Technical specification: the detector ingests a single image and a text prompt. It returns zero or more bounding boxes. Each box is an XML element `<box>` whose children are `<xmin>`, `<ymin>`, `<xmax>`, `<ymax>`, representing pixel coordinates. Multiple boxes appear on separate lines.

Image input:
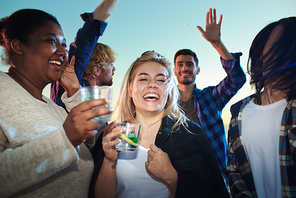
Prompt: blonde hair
<box><xmin>82</xmin><ymin>43</ymin><xmax>116</xmax><ymax>81</ymax></box>
<box><xmin>117</xmin><ymin>51</ymin><xmax>188</xmax><ymax>132</ymax></box>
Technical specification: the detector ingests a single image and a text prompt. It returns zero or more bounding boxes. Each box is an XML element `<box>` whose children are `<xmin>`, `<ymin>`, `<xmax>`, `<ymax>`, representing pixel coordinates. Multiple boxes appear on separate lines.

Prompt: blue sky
<box><xmin>1</xmin><ymin>0</ymin><xmax>295</xmax><ymax>126</ymax></box>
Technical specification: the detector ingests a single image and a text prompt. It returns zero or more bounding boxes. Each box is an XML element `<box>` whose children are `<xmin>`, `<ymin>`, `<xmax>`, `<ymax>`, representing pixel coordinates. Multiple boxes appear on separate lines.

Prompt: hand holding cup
<box><xmin>63</xmin><ymin>98</ymin><xmax>113</xmax><ymax>146</ymax></box>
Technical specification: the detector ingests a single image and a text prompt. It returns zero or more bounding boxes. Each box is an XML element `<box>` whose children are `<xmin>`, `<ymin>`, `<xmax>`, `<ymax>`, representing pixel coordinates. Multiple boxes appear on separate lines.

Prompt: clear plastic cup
<box><xmin>116</xmin><ymin>123</ymin><xmax>141</xmax><ymax>151</ymax></box>
<box><xmin>80</xmin><ymin>86</ymin><xmax>112</xmax><ymax>123</ymax></box>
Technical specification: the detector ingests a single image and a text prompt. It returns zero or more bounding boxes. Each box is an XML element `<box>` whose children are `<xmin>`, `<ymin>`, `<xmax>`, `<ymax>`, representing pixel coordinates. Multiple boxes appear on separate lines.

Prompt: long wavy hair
<box><xmin>117</xmin><ymin>51</ymin><xmax>188</xmax><ymax>132</ymax></box>
<box><xmin>248</xmin><ymin>17</ymin><xmax>296</xmax><ymax>104</ymax></box>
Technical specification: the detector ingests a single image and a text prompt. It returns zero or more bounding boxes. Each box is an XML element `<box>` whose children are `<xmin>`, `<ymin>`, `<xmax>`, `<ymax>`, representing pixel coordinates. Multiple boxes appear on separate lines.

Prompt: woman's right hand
<box><xmin>101</xmin><ymin>121</ymin><xmax>122</xmax><ymax>163</ymax></box>
<box><xmin>63</xmin><ymin>98</ymin><xmax>113</xmax><ymax>146</ymax></box>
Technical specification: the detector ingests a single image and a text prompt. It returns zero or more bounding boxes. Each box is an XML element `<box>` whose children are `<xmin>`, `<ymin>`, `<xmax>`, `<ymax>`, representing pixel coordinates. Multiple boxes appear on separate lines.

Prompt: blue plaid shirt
<box><xmin>226</xmin><ymin>96</ymin><xmax>296</xmax><ymax>198</ymax></box>
<box><xmin>190</xmin><ymin>52</ymin><xmax>246</xmax><ymax>180</ymax></box>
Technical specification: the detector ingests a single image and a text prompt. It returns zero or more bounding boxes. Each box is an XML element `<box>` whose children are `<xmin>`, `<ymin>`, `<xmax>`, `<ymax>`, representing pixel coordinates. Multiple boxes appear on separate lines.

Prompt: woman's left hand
<box><xmin>59</xmin><ymin>55</ymin><xmax>80</xmax><ymax>97</ymax></box>
<box><xmin>146</xmin><ymin>145</ymin><xmax>178</xmax><ymax>189</ymax></box>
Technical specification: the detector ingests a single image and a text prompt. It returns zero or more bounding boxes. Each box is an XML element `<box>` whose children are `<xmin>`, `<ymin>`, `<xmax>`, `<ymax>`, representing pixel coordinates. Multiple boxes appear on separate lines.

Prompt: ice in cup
<box><xmin>116</xmin><ymin>123</ymin><xmax>141</xmax><ymax>151</ymax></box>
<box><xmin>80</xmin><ymin>86</ymin><xmax>112</xmax><ymax>123</ymax></box>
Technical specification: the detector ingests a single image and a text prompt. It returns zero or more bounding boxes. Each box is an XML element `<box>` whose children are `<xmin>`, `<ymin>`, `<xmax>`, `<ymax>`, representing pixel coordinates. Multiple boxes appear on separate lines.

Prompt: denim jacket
<box><xmin>89</xmin><ymin>116</ymin><xmax>230</xmax><ymax>198</ymax></box>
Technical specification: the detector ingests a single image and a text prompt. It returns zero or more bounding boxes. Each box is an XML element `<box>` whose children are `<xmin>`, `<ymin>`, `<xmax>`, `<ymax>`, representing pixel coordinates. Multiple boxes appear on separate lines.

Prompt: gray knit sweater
<box><xmin>0</xmin><ymin>71</ymin><xmax>94</xmax><ymax>198</ymax></box>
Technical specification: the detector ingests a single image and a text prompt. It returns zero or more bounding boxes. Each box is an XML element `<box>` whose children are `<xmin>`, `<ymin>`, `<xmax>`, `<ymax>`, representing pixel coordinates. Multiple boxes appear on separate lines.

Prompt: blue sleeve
<box><xmin>70</xmin><ymin>12</ymin><xmax>108</xmax><ymax>85</ymax></box>
<box><xmin>50</xmin><ymin>13</ymin><xmax>107</xmax><ymax>108</ymax></box>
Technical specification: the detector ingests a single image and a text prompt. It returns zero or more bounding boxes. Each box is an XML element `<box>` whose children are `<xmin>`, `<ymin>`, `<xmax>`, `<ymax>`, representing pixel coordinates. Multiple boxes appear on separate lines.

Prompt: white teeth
<box><xmin>144</xmin><ymin>93</ymin><xmax>159</xmax><ymax>99</ymax></box>
<box><xmin>49</xmin><ymin>60</ymin><xmax>62</xmax><ymax>66</ymax></box>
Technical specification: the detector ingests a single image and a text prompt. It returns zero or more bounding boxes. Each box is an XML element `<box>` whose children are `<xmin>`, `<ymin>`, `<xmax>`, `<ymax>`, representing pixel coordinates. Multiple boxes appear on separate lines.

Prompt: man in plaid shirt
<box><xmin>174</xmin><ymin>8</ymin><xmax>246</xmax><ymax>184</ymax></box>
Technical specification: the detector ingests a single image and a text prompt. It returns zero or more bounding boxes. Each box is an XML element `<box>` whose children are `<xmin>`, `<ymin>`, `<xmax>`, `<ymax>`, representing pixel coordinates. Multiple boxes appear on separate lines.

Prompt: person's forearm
<box><xmin>212</xmin><ymin>41</ymin><xmax>234</xmax><ymax>60</ymax></box>
<box><xmin>164</xmin><ymin>168</ymin><xmax>178</xmax><ymax>197</ymax></box>
<box><xmin>70</xmin><ymin>17</ymin><xmax>106</xmax><ymax>84</ymax></box>
<box><xmin>62</xmin><ymin>88</ymin><xmax>82</xmax><ymax>112</ymax></box>
<box><xmin>93</xmin><ymin>0</ymin><xmax>119</xmax><ymax>22</ymax></box>
<box><xmin>94</xmin><ymin>157</ymin><xmax>117</xmax><ymax>198</ymax></box>
<box><xmin>64</xmin><ymin>86</ymin><xmax>80</xmax><ymax>98</ymax></box>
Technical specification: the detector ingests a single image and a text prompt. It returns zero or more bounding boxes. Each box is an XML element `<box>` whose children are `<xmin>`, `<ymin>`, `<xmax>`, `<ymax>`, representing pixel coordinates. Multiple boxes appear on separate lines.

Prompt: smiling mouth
<box><xmin>143</xmin><ymin>93</ymin><xmax>160</xmax><ymax>100</ymax></box>
<box><xmin>49</xmin><ymin>60</ymin><xmax>62</xmax><ymax>66</ymax></box>
<box><xmin>180</xmin><ymin>72</ymin><xmax>191</xmax><ymax>77</ymax></box>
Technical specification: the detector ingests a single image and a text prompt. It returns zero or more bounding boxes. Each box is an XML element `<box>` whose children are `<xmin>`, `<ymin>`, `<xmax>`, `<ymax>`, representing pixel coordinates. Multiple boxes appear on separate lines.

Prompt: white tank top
<box><xmin>116</xmin><ymin>145</ymin><xmax>172</xmax><ymax>198</ymax></box>
<box><xmin>242</xmin><ymin>98</ymin><xmax>287</xmax><ymax>198</ymax></box>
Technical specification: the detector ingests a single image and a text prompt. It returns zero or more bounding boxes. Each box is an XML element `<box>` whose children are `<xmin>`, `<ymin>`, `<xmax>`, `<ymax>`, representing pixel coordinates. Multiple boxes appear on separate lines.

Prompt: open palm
<box><xmin>197</xmin><ymin>8</ymin><xmax>222</xmax><ymax>45</ymax></box>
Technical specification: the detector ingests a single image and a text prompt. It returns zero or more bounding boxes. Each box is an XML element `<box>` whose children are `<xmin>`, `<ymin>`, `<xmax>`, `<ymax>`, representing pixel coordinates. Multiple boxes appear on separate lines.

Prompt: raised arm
<box><xmin>50</xmin><ymin>0</ymin><xmax>119</xmax><ymax>108</ymax></box>
<box><xmin>93</xmin><ymin>0</ymin><xmax>119</xmax><ymax>22</ymax></box>
<box><xmin>197</xmin><ymin>8</ymin><xmax>234</xmax><ymax>60</ymax></box>
<box><xmin>71</xmin><ymin>0</ymin><xmax>119</xmax><ymax>85</ymax></box>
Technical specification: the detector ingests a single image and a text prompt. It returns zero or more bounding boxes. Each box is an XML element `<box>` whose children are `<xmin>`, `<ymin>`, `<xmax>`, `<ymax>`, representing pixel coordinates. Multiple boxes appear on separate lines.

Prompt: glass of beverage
<box><xmin>80</xmin><ymin>86</ymin><xmax>112</xmax><ymax>123</ymax></box>
<box><xmin>116</xmin><ymin>123</ymin><xmax>141</xmax><ymax>151</ymax></box>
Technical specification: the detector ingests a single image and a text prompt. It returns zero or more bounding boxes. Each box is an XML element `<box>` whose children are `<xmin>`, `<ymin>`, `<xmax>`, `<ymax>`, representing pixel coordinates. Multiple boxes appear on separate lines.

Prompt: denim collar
<box><xmin>155</xmin><ymin>116</ymin><xmax>175</xmax><ymax>147</ymax></box>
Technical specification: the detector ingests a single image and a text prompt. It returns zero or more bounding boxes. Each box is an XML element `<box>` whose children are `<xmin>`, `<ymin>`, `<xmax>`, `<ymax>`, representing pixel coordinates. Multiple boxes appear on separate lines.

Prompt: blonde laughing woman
<box><xmin>89</xmin><ymin>51</ymin><xmax>230</xmax><ymax>198</ymax></box>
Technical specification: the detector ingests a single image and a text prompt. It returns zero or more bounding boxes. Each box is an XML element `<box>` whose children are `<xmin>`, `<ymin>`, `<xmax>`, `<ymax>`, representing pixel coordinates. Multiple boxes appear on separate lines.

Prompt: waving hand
<box><xmin>197</xmin><ymin>8</ymin><xmax>222</xmax><ymax>46</ymax></box>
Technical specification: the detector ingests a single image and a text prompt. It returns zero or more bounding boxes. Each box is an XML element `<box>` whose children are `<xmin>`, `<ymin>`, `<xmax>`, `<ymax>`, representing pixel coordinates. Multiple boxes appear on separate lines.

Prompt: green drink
<box><xmin>116</xmin><ymin>123</ymin><xmax>141</xmax><ymax>151</ymax></box>
<box><xmin>80</xmin><ymin>86</ymin><xmax>112</xmax><ymax>123</ymax></box>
